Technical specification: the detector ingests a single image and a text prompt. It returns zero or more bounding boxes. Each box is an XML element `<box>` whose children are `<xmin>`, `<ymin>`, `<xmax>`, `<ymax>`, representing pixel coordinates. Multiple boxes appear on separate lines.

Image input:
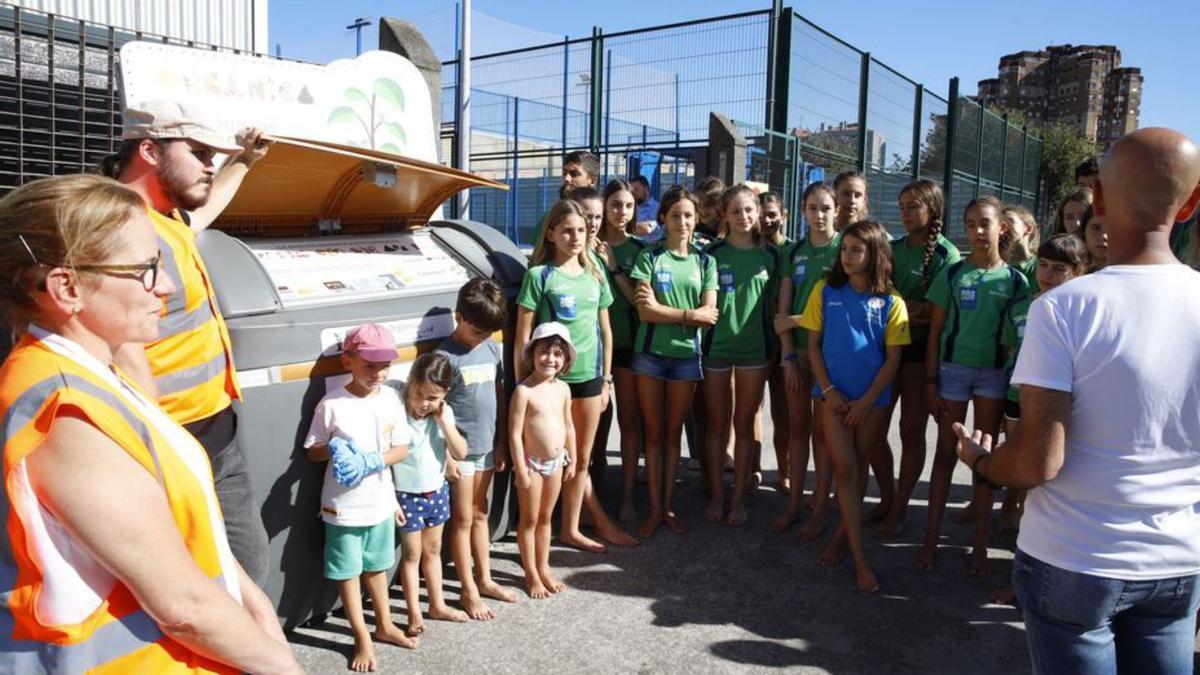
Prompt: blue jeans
<box><xmin>1012</xmin><ymin>548</ymin><xmax>1200</xmax><ymax>674</ymax></box>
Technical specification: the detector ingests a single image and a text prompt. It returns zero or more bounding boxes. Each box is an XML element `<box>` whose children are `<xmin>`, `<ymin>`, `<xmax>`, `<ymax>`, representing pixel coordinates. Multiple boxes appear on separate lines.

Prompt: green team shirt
<box><xmin>629</xmin><ymin>246</ymin><xmax>718</xmax><ymax>359</ymax></box>
<box><xmin>703</xmin><ymin>240</ymin><xmax>779</xmax><ymax>362</ymax></box>
<box><xmin>603</xmin><ymin>237</ymin><xmax>647</xmax><ymax>352</ymax></box>
<box><xmin>891</xmin><ymin>233</ymin><xmax>961</xmax><ymax>348</ymax></box>
<box><xmin>1015</xmin><ymin>256</ymin><xmax>1039</xmax><ymax>293</ymax></box>
<box><xmin>926</xmin><ymin>260</ymin><xmax>1030</xmax><ymax>369</ymax></box>
<box><xmin>517</xmin><ymin>263</ymin><xmax>613</xmax><ymax>383</ymax></box>
<box><xmin>781</xmin><ymin>233</ymin><xmax>841</xmax><ymax>349</ymax></box>
<box><xmin>1001</xmin><ymin>294</ymin><xmax>1033</xmax><ymax>403</ymax></box>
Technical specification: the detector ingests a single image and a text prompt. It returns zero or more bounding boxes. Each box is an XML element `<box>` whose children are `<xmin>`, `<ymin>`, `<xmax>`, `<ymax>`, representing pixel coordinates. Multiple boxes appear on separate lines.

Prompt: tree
<box><xmin>987</xmin><ymin>105</ymin><xmax>1097</xmax><ymax>208</ymax></box>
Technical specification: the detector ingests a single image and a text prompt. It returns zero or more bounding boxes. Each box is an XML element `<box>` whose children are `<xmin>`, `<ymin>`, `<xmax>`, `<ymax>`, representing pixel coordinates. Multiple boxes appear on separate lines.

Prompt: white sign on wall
<box><xmin>118</xmin><ymin>43</ymin><xmax>438</xmax><ymax>164</ymax></box>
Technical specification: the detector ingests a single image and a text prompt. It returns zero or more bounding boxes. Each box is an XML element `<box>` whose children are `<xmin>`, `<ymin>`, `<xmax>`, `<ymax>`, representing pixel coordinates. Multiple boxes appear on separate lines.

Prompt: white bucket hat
<box><xmin>523</xmin><ymin>321</ymin><xmax>576</xmax><ymax>374</ymax></box>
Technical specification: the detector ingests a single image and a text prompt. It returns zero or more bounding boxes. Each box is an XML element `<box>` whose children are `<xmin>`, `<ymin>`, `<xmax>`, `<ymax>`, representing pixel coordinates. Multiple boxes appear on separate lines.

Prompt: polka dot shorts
<box><xmin>397</xmin><ymin>481</ymin><xmax>451</xmax><ymax>533</ymax></box>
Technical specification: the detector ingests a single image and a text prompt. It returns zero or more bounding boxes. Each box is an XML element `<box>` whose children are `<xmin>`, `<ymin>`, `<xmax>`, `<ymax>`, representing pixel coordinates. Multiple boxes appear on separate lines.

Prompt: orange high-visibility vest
<box><xmin>146</xmin><ymin>209</ymin><xmax>241</xmax><ymax>425</ymax></box>
<box><xmin>0</xmin><ymin>328</ymin><xmax>241</xmax><ymax>673</ymax></box>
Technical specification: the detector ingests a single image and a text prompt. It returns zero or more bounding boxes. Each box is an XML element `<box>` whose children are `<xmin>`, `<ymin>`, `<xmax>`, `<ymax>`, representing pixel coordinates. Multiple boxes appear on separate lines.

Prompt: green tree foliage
<box><xmin>987</xmin><ymin>105</ymin><xmax>1097</xmax><ymax>206</ymax></box>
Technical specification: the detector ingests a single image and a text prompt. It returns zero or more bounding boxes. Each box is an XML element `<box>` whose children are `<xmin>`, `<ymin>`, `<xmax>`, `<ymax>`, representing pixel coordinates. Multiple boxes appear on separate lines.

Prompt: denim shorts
<box><xmin>631</xmin><ymin>352</ymin><xmax>703</xmax><ymax>382</ymax></box>
<box><xmin>937</xmin><ymin>361</ymin><xmax>1007</xmax><ymax>401</ymax></box>
<box><xmin>457</xmin><ymin>452</ymin><xmax>496</xmax><ymax>477</ymax></box>
<box><xmin>703</xmin><ymin>358</ymin><xmax>768</xmax><ymax>372</ymax></box>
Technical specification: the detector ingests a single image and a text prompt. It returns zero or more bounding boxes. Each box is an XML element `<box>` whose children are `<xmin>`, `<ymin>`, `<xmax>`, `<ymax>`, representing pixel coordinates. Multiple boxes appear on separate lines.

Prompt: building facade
<box><xmin>977</xmin><ymin>44</ymin><xmax>1141</xmax><ymax>146</ymax></box>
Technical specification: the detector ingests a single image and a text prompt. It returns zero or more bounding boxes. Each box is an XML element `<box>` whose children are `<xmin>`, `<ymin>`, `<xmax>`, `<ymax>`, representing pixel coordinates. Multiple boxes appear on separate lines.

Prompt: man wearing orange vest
<box><xmin>108</xmin><ymin>100</ymin><xmax>272</xmax><ymax>587</ymax></box>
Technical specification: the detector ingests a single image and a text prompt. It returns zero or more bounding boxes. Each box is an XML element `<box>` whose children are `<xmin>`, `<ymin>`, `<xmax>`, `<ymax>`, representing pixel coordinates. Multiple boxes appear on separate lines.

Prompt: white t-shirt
<box><xmin>1012</xmin><ymin>264</ymin><xmax>1200</xmax><ymax>579</ymax></box>
<box><xmin>304</xmin><ymin>385</ymin><xmax>410</xmax><ymax>526</ymax></box>
<box><xmin>392</xmin><ymin>404</ymin><xmax>456</xmax><ymax>494</ymax></box>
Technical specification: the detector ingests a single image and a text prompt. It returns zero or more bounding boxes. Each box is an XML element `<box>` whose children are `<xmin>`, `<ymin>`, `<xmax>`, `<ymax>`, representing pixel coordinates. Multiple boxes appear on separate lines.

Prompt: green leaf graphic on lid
<box><xmin>373</xmin><ymin>78</ymin><xmax>405</xmax><ymax>111</ymax></box>
<box><xmin>379</xmin><ymin>143</ymin><xmax>402</xmax><ymax>155</ymax></box>
<box><xmin>327</xmin><ymin>106</ymin><xmax>359</xmax><ymax>124</ymax></box>
<box><xmin>382</xmin><ymin>122</ymin><xmax>407</xmax><ymax>147</ymax></box>
<box><xmin>344</xmin><ymin>87</ymin><xmax>368</xmax><ymax>103</ymax></box>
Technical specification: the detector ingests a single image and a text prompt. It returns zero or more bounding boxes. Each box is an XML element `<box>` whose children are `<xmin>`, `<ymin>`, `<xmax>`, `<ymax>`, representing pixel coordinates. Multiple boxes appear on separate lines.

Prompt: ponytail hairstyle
<box><xmin>92</xmin><ymin>139</ymin><xmax>143</xmax><ymax>179</ymax></box>
<box><xmin>802</xmin><ymin>181</ymin><xmax>835</xmax><ymax>206</ymax></box>
<box><xmin>826</xmin><ymin>220</ymin><xmax>893</xmax><ymax>295</ymax></box>
<box><xmin>1052</xmin><ymin>186</ymin><xmax>1093</xmax><ymax>236</ymax></box>
<box><xmin>601</xmin><ymin>178</ymin><xmax>635</xmax><ymax>238</ymax></box>
<box><xmin>899</xmin><ymin>179</ymin><xmax>945</xmax><ymax>285</ymax></box>
<box><xmin>404</xmin><ymin>352</ymin><xmax>455</xmax><ymax>418</ymax></box>
<box><xmin>719</xmin><ymin>183</ymin><xmax>764</xmax><ymax>245</ymax></box>
<box><xmin>532</xmin><ymin>199</ymin><xmax>604</xmax><ymax>283</ymax></box>
<box><xmin>656</xmin><ymin>185</ymin><xmax>701</xmax><ymax>242</ymax></box>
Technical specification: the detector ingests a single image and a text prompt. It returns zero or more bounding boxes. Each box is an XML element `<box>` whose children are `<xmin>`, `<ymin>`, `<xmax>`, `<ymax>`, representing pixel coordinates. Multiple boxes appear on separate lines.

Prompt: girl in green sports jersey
<box><xmin>873</xmin><ymin>180</ymin><xmax>961</xmax><ymax>539</ymax></box>
<box><xmin>832</xmin><ymin>170</ymin><xmax>869</xmax><ymax>233</ymax></box>
<box><xmin>629</xmin><ymin>187</ymin><xmax>718</xmax><ymax>538</ymax></box>
<box><xmin>771</xmin><ymin>183</ymin><xmax>840</xmax><ymax>540</ymax></box>
<box><xmin>758</xmin><ymin>191</ymin><xmax>792</xmax><ymax>495</ymax></box>
<box><xmin>592</xmin><ymin>179</ymin><xmax>647</xmax><ymax>523</ymax></box>
<box><xmin>1000</xmin><ymin>204</ymin><xmax>1041</xmax><ymax>291</ymax></box>
<box><xmin>515</xmin><ymin>200</ymin><xmax>637</xmax><ymax>553</ymax></box>
<box><xmin>920</xmin><ymin>196</ymin><xmax>1030</xmax><ymax>575</ymax></box>
<box><xmin>702</xmin><ymin>184</ymin><xmax>778</xmax><ymax>527</ymax></box>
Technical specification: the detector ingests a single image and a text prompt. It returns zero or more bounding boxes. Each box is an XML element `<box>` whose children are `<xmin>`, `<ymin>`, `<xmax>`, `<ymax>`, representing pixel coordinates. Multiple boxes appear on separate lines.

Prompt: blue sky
<box><xmin>269</xmin><ymin>0</ymin><xmax>1200</xmax><ymax>143</ymax></box>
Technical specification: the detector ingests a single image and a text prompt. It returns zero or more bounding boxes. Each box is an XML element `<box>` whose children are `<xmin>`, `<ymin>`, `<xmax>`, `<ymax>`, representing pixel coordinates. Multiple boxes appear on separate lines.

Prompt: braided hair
<box><xmin>899</xmin><ymin>179</ymin><xmax>945</xmax><ymax>289</ymax></box>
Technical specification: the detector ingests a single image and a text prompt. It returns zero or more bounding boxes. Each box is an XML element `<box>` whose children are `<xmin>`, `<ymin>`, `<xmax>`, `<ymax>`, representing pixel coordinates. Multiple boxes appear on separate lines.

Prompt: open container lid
<box><xmin>213</xmin><ymin>135</ymin><xmax>507</xmax><ymax>237</ymax></box>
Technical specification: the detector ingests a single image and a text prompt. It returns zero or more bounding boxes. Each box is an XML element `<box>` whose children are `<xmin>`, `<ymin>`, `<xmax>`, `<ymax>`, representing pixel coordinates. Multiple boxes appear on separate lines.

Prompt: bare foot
<box><xmin>863</xmin><ymin>501</ymin><xmax>890</xmax><ymax>524</ymax></box>
<box><xmin>969</xmin><ymin>545</ymin><xmax>990</xmax><ymax>577</ymax></box>
<box><xmin>560</xmin><ymin>530</ymin><xmax>607</xmax><ymax>553</ymax></box>
<box><xmin>477</xmin><ymin>578</ymin><xmax>517</xmax><ymax>603</ymax></box>
<box><xmin>375</xmin><ymin>622</ymin><xmax>419</xmax><ymax>650</ymax></box>
<box><xmin>664</xmin><ymin>511</ymin><xmax>688</xmax><ymax>534</ymax></box>
<box><xmin>459</xmin><ymin>593</ymin><xmax>495</xmax><ymax>621</ymax></box>
<box><xmin>915</xmin><ymin>543</ymin><xmax>937</xmax><ymax>570</ymax></box>
<box><xmin>770</xmin><ymin>507</ymin><xmax>798</xmax><ymax>533</ymax></box>
<box><xmin>816</xmin><ymin>535</ymin><xmax>847</xmax><ymax>567</ymax></box>
<box><xmin>638</xmin><ymin>512</ymin><xmax>662</xmax><ymax>539</ymax></box>
<box><xmin>750</xmin><ymin>471</ymin><xmax>763</xmax><ymax>489</ymax></box>
<box><xmin>428</xmin><ymin>604</ymin><xmax>469</xmax><ymax>624</ymax></box>
<box><xmin>989</xmin><ymin>585</ymin><xmax>1018</xmax><ymax>606</ymax></box>
<box><xmin>619</xmin><ymin>500</ymin><xmax>637</xmax><ymax>523</ymax></box>
<box><xmin>854</xmin><ymin>563</ymin><xmax>880</xmax><ymax>593</ymax></box>
<box><xmin>996</xmin><ymin>508</ymin><xmax>1021</xmax><ymax>534</ymax></box>
<box><xmin>726</xmin><ymin>504</ymin><xmax>747</xmax><ymax>527</ymax></box>
<box><xmin>349</xmin><ymin>635</ymin><xmax>378</xmax><ymax>672</ymax></box>
<box><xmin>875</xmin><ymin>511</ymin><xmax>905</xmax><ymax>538</ymax></box>
<box><xmin>405</xmin><ymin>616</ymin><xmax>425</xmax><ymax>638</ymax></box>
<box><xmin>704</xmin><ymin>500</ymin><xmax>724</xmax><ymax>523</ymax></box>
<box><xmin>525</xmin><ymin>575</ymin><xmax>552</xmax><ymax>600</ymax></box>
<box><xmin>595</xmin><ymin>521</ymin><xmax>639</xmax><ymax>548</ymax></box>
<box><xmin>952</xmin><ymin>501</ymin><xmax>977</xmax><ymax>524</ymax></box>
<box><xmin>538</xmin><ymin>568</ymin><xmax>566</xmax><ymax>594</ymax></box>
<box><xmin>778</xmin><ymin>478</ymin><xmax>791</xmax><ymax>495</ymax></box>
<box><xmin>802</xmin><ymin>495</ymin><xmax>816</xmax><ymax>511</ymax></box>
<box><xmin>798</xmin><ymin>507</ymin><xmax>829</xmax><ymax>540</ymax></box>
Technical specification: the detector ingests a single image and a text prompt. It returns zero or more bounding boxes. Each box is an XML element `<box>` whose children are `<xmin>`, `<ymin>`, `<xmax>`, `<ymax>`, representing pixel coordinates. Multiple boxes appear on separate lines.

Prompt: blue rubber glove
<box><xmin>332</xmin><ymin>441</ymin><xmax>385</xmax><ymax>488</ymax></box>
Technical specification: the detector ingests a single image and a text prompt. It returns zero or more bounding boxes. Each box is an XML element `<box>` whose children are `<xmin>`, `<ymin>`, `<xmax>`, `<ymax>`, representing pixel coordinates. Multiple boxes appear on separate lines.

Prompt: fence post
<box><xmin>589</xmin><ymin>27</ymin><xmax>603</xmax><ymax>153</ymax></box>
<box><xmin>999</xmin><ymin>113</ymin><xmax>1009</xmax><ymax>197</ymax></box>
<box><xmin>561</xmin><ymin>35</ymin><xmax>569</xmax><ymax>151</ymax></box>
<box><xmin>764</xmin><ymin>0</ymin><xmax>783</xmax><ymax>130</ymax></box>
<box><xmin>1020</xmin><ymin>124</ymin><xmax>1029</xmax><ymax>203</ymax></box>
<box><xmin>942</xmin><ymin>77</ymin><xmax>960</xmax><ymax>206</ymax></box>
<box><xmin>857</xmin><ymin>52</ymin><xmax>870</xmax><ymax>173</ymax></box>
<box><xmin>975</xmin><ymin>103</ymin><xmax>985</xmax><ymax>198</ymax></box>
<box><xmin>910</xmin><ymin>84</ymin><xmax>923</xmax><ymax>179</ymax></box>
<box><xmin>511</xmin><ymin>97</ymin><xmax>520</xmax><ymax>241</ymax></box>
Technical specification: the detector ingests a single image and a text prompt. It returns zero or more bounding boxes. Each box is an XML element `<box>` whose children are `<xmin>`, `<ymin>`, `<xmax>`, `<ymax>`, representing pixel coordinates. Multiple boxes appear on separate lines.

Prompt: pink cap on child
<box><xmin>342</xmin><ymin>323</ymin><xmax>398</xmax><ymax>362</ymax></box>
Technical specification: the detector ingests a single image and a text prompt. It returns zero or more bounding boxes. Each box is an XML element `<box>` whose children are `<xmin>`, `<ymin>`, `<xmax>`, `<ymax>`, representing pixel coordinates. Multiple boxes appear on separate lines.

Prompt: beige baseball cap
<box><xmin>120</xmin><ymin>100</ymin><xmax>242</xmax><ymax>153</ymax></box>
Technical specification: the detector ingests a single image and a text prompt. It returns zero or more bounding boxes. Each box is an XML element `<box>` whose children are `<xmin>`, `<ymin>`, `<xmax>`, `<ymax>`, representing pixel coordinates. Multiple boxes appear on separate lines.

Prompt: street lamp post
<box><xmin>346</xmin><ymin>17</ymin><xmax>371</xmax><ymax>57</ymax></box>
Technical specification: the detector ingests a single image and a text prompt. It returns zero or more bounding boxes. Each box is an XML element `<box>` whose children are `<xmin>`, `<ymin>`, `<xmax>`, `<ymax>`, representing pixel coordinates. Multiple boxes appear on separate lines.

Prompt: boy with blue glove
<box><xmin>305</xmin><ymin>323</ymin><xmax>418</xmax><ymax>669</ymax></box>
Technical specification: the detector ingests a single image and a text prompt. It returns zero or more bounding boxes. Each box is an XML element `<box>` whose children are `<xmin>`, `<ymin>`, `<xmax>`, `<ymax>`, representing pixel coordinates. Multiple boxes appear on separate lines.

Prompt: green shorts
<box><xmin>324</xmin><ymin>518</ymin><xmax>396</xmax><ymax>580</ymax></box>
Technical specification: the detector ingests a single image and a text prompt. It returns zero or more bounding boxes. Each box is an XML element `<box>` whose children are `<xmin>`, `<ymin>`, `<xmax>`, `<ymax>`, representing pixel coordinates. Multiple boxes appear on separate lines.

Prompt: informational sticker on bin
<box><xmin>245</xmin><ymin>231</ymin><xmax>472</xmax><ymax>309</ymax></box>
<box><xmin>320</xmin><ymin>314</ymin><xmax>456</xmax><ymax>358</ymax></box>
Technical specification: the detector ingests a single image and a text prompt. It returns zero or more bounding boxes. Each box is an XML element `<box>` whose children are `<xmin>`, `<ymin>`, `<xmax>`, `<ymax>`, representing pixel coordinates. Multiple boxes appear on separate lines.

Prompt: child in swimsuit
<box><xmin>508</xmin><ymin>321</ymin><xmax>577</xmax><ymax>599</ymax></box>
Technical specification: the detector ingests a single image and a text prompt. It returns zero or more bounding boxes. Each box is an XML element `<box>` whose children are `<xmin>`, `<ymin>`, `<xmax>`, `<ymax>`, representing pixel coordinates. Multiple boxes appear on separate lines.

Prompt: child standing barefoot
<box><xmin>509</xmin><ymin>322</ymin><xmax>578</xmax><ymax>598</ymax></box>
<box><xmin>304</xmin><ymin>323</ymin><xmax>418</xmax><ymax>671</ymax></box>
<box><xmin>801</xmin><ymin>221</ymin><xmax>909</xmax><ymax>593</ymax></box>
<box><xmin>392</xmin><ymin>354</ymin><xmax>471</xmax><ymax>636</ymax></box>
<box><xmin>438</xmin><ymin>279</ymin><xmax>517</xmax><ymax>621</ymax></box>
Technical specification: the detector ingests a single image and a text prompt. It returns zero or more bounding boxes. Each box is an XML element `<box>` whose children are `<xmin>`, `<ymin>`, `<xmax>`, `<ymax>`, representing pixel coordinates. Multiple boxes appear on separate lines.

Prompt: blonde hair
<box><xmin>1052</xmin><ymin>187</ymin><xmax>1093</xmax><ymax>236</ymax></box>
<box><xmin>532</xmin><ymin>199</ymin><xmax>603</xmax><ymax>283</ymax></box>
<box><xmin>0</xmin><ymin>174</ymin><xmax>145</xmax><ymax>333</ymax></box>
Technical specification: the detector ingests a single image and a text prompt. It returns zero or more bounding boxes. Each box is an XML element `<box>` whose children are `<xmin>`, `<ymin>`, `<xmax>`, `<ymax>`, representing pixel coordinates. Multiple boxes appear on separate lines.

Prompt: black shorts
<box><xmin>901</xmin><ymin>341</ymin><xmax>925</xmax><ymax>364</ymax></box>
<box><xmin>613</xmin><ymin>348</ymin><xmax>634</xmax><ymax>370</ymax></box>
<box><xmin>1004</xmin><ymin>398</ymin><xmax>1021</xmax><ymax>421</ymax></box>
<box><xmin>567</xmin><ymin>376</ymin><xmax>605</xmax><ymax>399</ymax></box>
